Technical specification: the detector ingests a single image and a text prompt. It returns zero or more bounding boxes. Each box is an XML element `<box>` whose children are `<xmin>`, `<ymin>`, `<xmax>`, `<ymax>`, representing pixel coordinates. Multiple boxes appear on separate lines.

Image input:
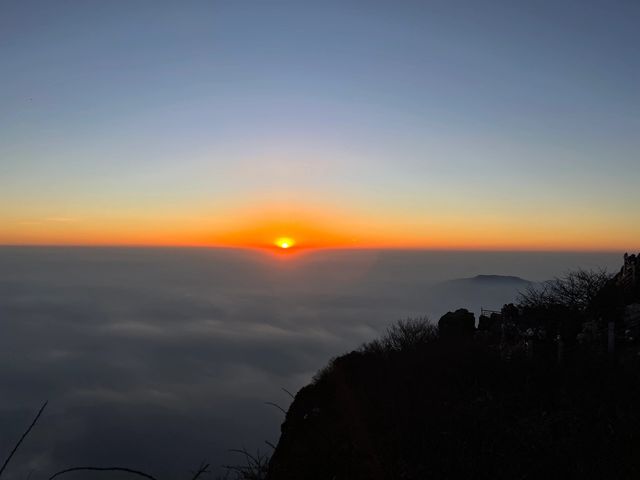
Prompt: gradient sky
<box><xmin>1</xmin><ymin>0</ymin><xmax>639</xmax><ymax>250</ymax></box>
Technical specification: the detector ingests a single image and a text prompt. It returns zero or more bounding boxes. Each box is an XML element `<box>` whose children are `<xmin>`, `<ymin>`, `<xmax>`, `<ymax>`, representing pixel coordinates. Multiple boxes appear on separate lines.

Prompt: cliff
<box><xmin>267</xmin><ymin>255</ymin><xmax>640</xmax><ymax>480</ymax></box>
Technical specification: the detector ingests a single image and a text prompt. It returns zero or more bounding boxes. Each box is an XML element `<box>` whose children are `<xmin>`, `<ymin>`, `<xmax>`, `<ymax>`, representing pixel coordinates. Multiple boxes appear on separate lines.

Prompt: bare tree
<box><xmin>361</xmin><ymin>317</ymin><xmax>436</xmax><ymax>354</ymax></box>
<box><xmin>518</xmin><ymin>268</ymin><xmax>611</xmax><ymax>311</ymax></box>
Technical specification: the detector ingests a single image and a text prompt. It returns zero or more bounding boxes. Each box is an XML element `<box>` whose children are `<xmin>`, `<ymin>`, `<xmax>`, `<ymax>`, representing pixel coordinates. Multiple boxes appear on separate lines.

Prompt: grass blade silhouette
<box><xmin>0</xmin><ymin>401</ymin><xmax>48</xmax><ymax>478</ymax></box>
<box><xmin>48</xmin><ymin>467</ymin><xmax>158</xmax><ymax>480</ymax></box>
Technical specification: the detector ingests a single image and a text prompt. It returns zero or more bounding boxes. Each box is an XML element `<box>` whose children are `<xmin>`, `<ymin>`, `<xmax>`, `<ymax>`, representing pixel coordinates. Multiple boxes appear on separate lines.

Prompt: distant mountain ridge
<box><xmin>444</xmin><ymin>274</ymin><xmax>532</xmax><ymax>285</ymax></box>
<box><xmin>425</xmin><ymin>275</ymin><xmax>534</xmax><ymax>319</ymax></box>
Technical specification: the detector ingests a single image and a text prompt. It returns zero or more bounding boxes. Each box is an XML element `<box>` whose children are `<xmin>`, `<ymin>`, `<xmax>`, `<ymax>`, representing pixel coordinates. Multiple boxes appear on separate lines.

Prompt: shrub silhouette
<box><xmin>362</xmin><ymin>317</ymin><xmax>436</xmax><ymax>354</ymax></box>
<box><xmin>518</xmin><ymin>268</ymin><xmax>611</xmax><ymax>311</ymax></box>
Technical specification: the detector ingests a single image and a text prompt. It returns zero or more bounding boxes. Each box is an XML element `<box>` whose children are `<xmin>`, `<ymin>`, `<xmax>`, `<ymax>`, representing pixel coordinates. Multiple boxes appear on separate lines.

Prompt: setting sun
<box><xmin>275</xmin><ymin>237</ymin><xmax>295</xmax><ymax>249</ymax></box>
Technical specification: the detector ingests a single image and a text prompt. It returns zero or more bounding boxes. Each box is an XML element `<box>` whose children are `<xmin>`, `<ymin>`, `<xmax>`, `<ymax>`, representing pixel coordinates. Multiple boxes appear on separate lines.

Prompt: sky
<box><xmin>1</xmin><ymin>0</ymin><xmax>639</xmax><ymax>250</ymax></box>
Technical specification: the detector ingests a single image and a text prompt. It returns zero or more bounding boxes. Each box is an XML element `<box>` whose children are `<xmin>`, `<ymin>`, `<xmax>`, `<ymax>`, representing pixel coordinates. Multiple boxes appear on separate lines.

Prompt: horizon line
<box><xmin>0</xmin><ymin>243</ymin><xmax>634</xmax><ymax>255</ymax></box>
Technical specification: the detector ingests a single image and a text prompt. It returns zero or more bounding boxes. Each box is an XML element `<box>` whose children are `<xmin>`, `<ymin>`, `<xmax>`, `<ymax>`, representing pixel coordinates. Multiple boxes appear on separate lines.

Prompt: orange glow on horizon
<box><xmin>1</xmin><ymin>201</ymin><xmax>639</xmax><ymax>252</ymax></box>
<box><xmin>209</xmin><ymin>203</ymin><xmax>361</xmax><ymax>251</ymax></box>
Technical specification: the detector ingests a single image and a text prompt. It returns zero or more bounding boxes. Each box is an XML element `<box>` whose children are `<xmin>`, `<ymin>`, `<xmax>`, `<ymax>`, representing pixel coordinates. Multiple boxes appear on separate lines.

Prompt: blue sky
<box><xmin>1</xmin><ymin>0</ymin><xmax>639</xmax><ymax>248</ymax></box>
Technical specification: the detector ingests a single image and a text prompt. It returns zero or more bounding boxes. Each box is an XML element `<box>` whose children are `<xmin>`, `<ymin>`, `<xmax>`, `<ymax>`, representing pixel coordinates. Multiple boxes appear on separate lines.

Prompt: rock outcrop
<box><xmin>616</xmin><ymin>253</ymin><xmax>640</xmax><ymax>302</ymax></box>
<box><xmin>437</xmin><ymin>308</ymin><xmax>475</xmax><ymax>340</ymax></box>
<box><xmin>266</xmin><ymin>255</ymin><xmax>640</xmax><ymax>480</ymax></box>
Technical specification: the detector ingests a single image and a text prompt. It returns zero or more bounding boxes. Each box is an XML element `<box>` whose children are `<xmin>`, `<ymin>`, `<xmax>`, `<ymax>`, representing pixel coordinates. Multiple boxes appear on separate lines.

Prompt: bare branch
<box><xmin>518</xmin><ymin>269</ymin><xmax>611</xmax><ymax>311</ymax></box>
<box><xmin>263</xmin><ymin>402</ymin><xmax>287</xmax><ymax>415</ymax></box>
<box><xmin>0</xmin><ymin>401</ymin><xmax>48</xmax><ymax>478</ymax></box>
<box><xmin>190</xmin><ymin>462</ymin><xmax>210</xmax><ymax>480</ymax></box>
<box><xmin>229</xmin><ymin>449</ymin><xmax>258</xmax><ymax>467</ymax></box>
<box><xmin>281</xmin><ymin>388</ymin><xmax>295</xmax><ymax>400</ymax></box>
<box><xmin>48</xmin><ymin>467</ymin><xmax>159</xmax><ymax>480</ymax></box>
<box><xmin>223</xmin><ymin>448</ymin><xmax>269</xmax><ymax>480</ymax></box>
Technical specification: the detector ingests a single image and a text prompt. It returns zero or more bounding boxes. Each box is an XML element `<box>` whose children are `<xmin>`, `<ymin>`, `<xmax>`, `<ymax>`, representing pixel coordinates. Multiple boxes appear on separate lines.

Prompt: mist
<box><xmin>0</xmin><ymin>247</ymin><xmax>622</xmax><ymax>478</ymax></box>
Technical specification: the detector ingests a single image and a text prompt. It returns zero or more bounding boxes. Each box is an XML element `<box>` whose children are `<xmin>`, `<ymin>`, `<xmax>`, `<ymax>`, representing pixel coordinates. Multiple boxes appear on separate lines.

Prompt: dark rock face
<box><xmin>617</xmin><ymin>253</ymin><xmax>640</xmax><ymax>302</ymax></box>
<box><xmin>592</xmin><ymin>253</ymin><xmax>640</xmax><ymax>326</ymax></box>
<box><xmin>267</xmin><ymin>255</ymin><xmax>640</xmax><ymax>480</ymax></box>
<box><xmin>268</xmin><ymin>352</ymin><xmax>389</xmax><ymax>480</ymax></box>
<box><xmin>267</xmin><ymin>341</ymin><xmax>640</xmax><ymax>480</ymax></box>
<box><xmin>477</xmin><ymin>312</ymin><xmax>501</xmax><ymax>334</ymax></box>
<box><xmin>624</xmin><ymin>303</ymin><xmax>640</xmax><ymax>335</ymax></box>
<box><xmin>437</xmin><ymin>308</ymin><xmax>475</xmax><ymax>340</ymax></box>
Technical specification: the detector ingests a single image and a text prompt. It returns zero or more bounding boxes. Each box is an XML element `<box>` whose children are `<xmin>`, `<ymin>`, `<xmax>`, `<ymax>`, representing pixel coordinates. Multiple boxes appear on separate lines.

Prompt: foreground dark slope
<box><xmin>267</xmin><ymin>254</ymin><xmax>640</xmax><ymax>480</ymax></box>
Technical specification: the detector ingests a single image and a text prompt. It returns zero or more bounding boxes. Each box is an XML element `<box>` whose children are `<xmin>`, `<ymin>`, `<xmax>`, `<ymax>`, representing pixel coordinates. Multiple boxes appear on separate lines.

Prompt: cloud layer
<box><xmin>0</xmin><ymin>247</ymin><xmax>621</xmax><ymax>478</ymax></box>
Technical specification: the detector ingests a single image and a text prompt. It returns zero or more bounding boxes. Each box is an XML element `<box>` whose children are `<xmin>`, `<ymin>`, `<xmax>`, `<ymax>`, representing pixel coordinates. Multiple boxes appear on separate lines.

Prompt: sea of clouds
<box><xmin>0</xmin><ymin>247</ymin><xmax>622</xmax><ymax>478</ymax></box>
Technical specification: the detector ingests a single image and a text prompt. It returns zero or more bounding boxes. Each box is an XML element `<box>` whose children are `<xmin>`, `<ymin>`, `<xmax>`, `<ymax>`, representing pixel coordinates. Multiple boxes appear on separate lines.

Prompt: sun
<box><xmin>275</xmin><ymin>237</ymin><xmax>296</xmax><ymax>249</ymax></box>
